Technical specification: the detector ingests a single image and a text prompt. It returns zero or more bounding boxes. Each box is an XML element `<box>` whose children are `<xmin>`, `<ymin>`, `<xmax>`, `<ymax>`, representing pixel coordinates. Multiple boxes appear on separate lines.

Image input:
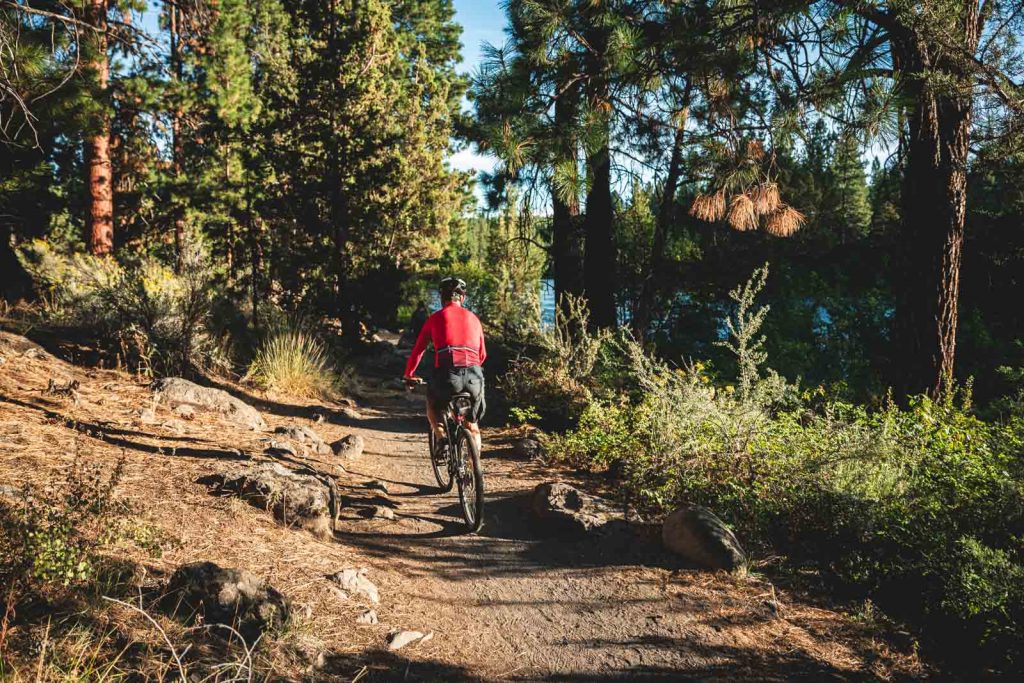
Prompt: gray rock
<box><xmin>327</xmin><ymin>568</ymin><xmax>380</xmax><ymax>604</ymax></box>
<box><xmin>152</xmin><ymin>377</ymin><xmax>266</xmax><ymax>430</ymax></box>
<box><xmin>512</xmin><ymin>437</ymin><xmax>543</xmax><ymax>460</ymax></box>
<box><xmin>138</xmin><ymin>408</ymin><xmax>158</xmax><ymax>424</ymax></box>
<box><xmin>370</xmin><ymin>505</ymin><xmax>395</xmax><ymax>521</ymax></box>
<box><xmin>206</xmin><ymin>462</ymin><xmax>335</xmax><ymax>538</ymax></box>
<box><xmin>173</xmin><ymin>404</ymin><xmax>196</xmax><ymax>420</ymax></box>
<box><xmin>364</xmin><ymin>480</ymin><xmax>388</xmax><ymax>495</ymax></box>
<box><xmin>265</xmin><ymin>440</ymin><xmax>297</xmax><ymax>457</ymax></box>
<box><xmin>387</xmin><ymin>630</ymin><xmax>432</xmax><ymax>651</ymax></box>
<box><xmin>275</xmin><ymin>425</ymin><xmax>331</xmax><ymax>456</ymax></box>
<box><xmin>661</xmin><ymin>505</ymin><xmax>746</xmax><ymax>571</ymax></box>
<box><xmin>530</xmin><ymin>482</ymin><xmax>619</xmax><ymax>537</ymax></box>
<box><xmin>162</xmin><ymin>561</ymin><xmax>289</xmax><ymax>641</ymax></box>
<box><xmin>356</xmin><ymin>609</ymin><xmax>378</xmax><ymax>625</ymax></box>
<box><xmin>331</xmin><ymin>434</ymin><xmax>365</xmax><ymax>460</ymax></box>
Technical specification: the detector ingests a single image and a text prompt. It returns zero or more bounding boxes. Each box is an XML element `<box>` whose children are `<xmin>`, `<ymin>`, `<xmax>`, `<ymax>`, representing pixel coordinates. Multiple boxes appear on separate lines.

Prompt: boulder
<box><xmin>275</xmin><ymin>425</ymin><xmax>331</xmax><ymax>456</ymax></box>
<box><xmin>512</xmin><ymin>437</ymin><xmax>543</xmax><ymax>460</ymax></box>
<box><xmin>205</xmin><ymin>462</ymin><xmax>336</xmax><ymax>538</ymax></box>
<box><xmin>327</xmin><ymin>568</ymin><xmax>380</xmax><ymax>604</ymax></box>
<box><xmin>152</xmin><ymin>378</ymin><xmax>266</xmax><ymax>431</ymax></box>
<box><xmin>162</xmin><ymin>561</ymin><xmax>289</xmax><ymax>641</ymax></box>
<box><xmin>661</xmin><ymin>505</ymin><xmax>746</xmax><ymax>571</ymax></box>
<box><xmin>331</xmin><ymin>434</ymin><xmax>364</xmax><ymax>460</ymax></box>
<box><xmin>529</xmin><ymin>482</ymin><xmax>619</xmax><ymax>537</ymax></box>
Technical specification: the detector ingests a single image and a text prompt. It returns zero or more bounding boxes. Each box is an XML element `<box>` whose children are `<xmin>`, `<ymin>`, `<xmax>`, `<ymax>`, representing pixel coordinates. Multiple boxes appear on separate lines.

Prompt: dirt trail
<box><xmin>324</xmin><ymin>351</ymin><xmax>913</xmax><ymax>682</ymax></box>
<box><xmin>0</xmin><ymin>332</ymin><xmax>920</xmax><ymax>682</ymax></box>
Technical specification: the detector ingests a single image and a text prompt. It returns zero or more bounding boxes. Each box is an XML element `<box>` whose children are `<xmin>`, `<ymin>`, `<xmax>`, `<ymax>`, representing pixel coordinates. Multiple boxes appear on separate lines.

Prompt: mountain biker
<box><xmin>403</xmin><ymin>277</ymin><xmax>486</xmax><ymax>454</ymax></box>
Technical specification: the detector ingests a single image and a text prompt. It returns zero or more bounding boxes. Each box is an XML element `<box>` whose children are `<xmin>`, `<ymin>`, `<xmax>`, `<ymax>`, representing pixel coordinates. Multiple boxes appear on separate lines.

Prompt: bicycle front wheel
<box><xmin>429</xmin><ymin>430</ymin><xmax>454</xmax><ymax>492</ymax></box>
<box><xmin>455</xmin><ymin>429</ymin><xmax>484</xmax><ymax>533</ymax></box>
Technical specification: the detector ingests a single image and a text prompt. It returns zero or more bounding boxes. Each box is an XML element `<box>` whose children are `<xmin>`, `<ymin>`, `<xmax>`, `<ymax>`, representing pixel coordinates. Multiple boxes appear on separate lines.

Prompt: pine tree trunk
<box><xmin>582</xmin><ymin>132</ymin><xmax>616</xmax><ymax>329</ymax></box>
<box><xmin>634</xmin><ymin>119</ymin><xmax>686</xmax><ymax>339</ymax></box>
<box><xmin>169</xmin><ymin>1</ymin><xmax>186</xmax><ymax>271</ymax></box>
<box><xmin>85</xmin><ymin>0</ymin><xmax>113</xmax><ymax>256</ymax></box>
<box><xmin>551</xmin><ymin>78</ymin><xmax>582</xmax><ymax>311</ymax></box>
<box><xmin>580</xmin><ymin>25</ymin><xmax>616</xmax><ymax>330</ymax></box>
<box><xmin>893</xmin><ymin>19</ymin><xmax>978</xmax><ymax>397</ymax></box>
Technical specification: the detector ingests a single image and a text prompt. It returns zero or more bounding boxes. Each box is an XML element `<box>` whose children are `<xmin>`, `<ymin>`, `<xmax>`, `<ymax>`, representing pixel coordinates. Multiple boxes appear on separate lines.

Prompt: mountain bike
<box><xmin>405</xmin><ymin>378</ymin><xmax>485</xmax><ymax>533</ymax></box>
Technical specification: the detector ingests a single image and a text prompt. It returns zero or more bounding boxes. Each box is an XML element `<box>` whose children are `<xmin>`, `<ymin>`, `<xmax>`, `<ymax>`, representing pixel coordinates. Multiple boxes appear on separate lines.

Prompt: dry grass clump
<box><xmin>727</xmin><ymin>194</ymin><xmax>758</xmax><ymax>231</ymax></box>
<box><xmin>764</xmin><ymin>204</ymin><xmax>806</xmax><ymax>237</ymax></box>
<box><xmin>247</xmin><ymin>329</ymin><xmax>339</xmax><ymax>400</ymax></box>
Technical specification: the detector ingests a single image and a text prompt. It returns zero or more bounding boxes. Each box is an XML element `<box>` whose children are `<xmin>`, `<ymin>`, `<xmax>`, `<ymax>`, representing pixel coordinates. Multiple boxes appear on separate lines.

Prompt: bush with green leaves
<box><xmin>501</xmin><ymin>294</ymin><xmax>610</xmax><ymax>427</ymax></box>
<box><xmin>16</xmin><ymin>240</ymin><xmax>231</xmax><ymax>377</ymax></box>
<box><xmin>536</xmin><ymin>265</ymin><xmax>1024</xmax><ymax>671</ymax></box>
<box><xmin>0</xmin><ymin>456</ymin><xmax>131</xmax><ymax>592</ymax></box>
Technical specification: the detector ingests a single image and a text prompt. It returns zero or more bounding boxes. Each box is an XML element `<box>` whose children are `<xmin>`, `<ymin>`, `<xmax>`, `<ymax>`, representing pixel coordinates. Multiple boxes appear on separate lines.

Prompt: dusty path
<box><xmin>0</xmin><ymin>332</ymin><xmax>920</xmax><ymax>682</ymax></box>
<box><xmin>322</xmin><ymin>356</ymin><xmax>910</xmax><ymax>682</ymax></box>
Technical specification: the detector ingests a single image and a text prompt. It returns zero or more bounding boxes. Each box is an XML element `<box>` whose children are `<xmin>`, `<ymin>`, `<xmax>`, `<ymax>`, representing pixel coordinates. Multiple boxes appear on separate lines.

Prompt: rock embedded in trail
<box><xmin>356</xmin><ymin>609</ymin><xmax>378</xmax><ymax>625</ymax></box>
<box><xmin>162</xmin><ymin>561</ymin><xmax>289</xmax><ymax>641</ymax></box>
<box><xmin>275</xmin><ymin>425</ymin><xmax>332</xmax><ymax>456</ymax></box>
<box><xmin>387</xmin><ymin>630</ymin><xmax>432</xmax><ymax>651</ymax></box>
<box><xmin>661</xmin><ymin>505</ymin><xmax>746</xmax><ymax>572</ymax></box>
<box><xmin>152</xmin><ymin>377</ymin><xmax>266</xmax><ymax>430</ymax></box>
<box><xmin>512</xmin><ymin>437</ymin><xmax>543</xmax><ymax>460</ymax></box>
<box><xmin>331</xmin><ymin>434</ymin><xmax>364</xmax><ymax>460</ymax></box>
<box><xmin>328</xmin><ymin>568</ymin><xmax>380</xmax><ymax>604</ymax></box>
<box><xmin>205</xmin><ymin>462</ymin><xmax>336</xmax><ymax>538</ymax></box>
<box><xmin>530</xmin><ymin>482</ymin><xmax>621</xmax><ymax>537</ymax></box>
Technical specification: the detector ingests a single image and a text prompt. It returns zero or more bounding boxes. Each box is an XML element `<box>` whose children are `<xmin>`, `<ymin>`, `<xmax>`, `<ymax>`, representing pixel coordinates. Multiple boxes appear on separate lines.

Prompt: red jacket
<box><xmin>404</xmin><ymin>302</ymin><xmax>487</xmax><ymax>377</ymax></box>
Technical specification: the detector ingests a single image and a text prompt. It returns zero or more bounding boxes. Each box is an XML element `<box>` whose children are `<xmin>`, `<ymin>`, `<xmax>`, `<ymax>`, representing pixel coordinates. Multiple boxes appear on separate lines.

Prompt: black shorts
<box><xmin>428</xmin><ymin>365</ymin><xmax>486</xmax><ymax>423</ymax></box>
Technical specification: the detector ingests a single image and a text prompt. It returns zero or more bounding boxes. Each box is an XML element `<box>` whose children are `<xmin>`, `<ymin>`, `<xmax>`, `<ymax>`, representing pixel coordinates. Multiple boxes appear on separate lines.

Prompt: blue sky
<box><xmin>449</xmin><ymin>0</ymin><xmax>504</xmax><ymax>175</ymax></box>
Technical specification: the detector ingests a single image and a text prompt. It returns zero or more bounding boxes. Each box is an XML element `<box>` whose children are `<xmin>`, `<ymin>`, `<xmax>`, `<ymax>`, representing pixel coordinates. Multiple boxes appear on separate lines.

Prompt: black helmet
<box><xmin>439</xmin><ymin>276</ymin><xmax>467</xmax><ymax>300</ymax></box>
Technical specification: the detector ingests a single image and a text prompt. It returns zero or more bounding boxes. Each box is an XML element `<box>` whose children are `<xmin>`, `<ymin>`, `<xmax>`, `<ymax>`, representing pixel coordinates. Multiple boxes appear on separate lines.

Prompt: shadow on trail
<box><xmin>326</xmin><ymin>643</ymin><xmax>868</xmax><ymax>682</ymax></box>
<box><xmin>333</xmin><ymin>488</ymin><xmax>675</xmax><ymax>582</ymax></box>
<box><xmin>0</xmin><ymin>396</ymin><xmax>250</xmax><ymax>462</ymax></box>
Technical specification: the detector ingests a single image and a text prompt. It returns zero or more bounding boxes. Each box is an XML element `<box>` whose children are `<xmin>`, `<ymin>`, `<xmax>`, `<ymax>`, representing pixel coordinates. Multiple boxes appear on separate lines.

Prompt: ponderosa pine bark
<box><xmin>634</xmin><ymin>119</ymin><xmax>686</xmax><ymax>339</ymax></box>
<box><xmin>169</xmin><ymin>0</ymin><xmax>186</xmax><ymax>271</ymax></box>
<box><xmin>84</xmin><ymin>0</ymin><xmax>113</xmax><ymax>256</ymax></box>
<box><xmin>580</xmin><ymin>25</ymin><xmax>616</xmax><ymax>330</ymax></box>
<box><xmin>551</xmin><ymin>76</ymin><xmax>583</xmax><ymax>311</ymax></box>
<box><xmin>891</xmin><ymin>8</ymin><xmax>979</xmax><ymax>397</ymax></box>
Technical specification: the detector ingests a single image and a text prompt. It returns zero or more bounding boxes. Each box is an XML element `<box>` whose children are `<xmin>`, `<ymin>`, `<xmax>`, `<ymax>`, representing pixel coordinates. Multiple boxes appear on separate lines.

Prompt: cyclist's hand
<box><xmin>403</xmin><ymin>376</ymin><xmax>424</xmax><ymax>391</ymax></box>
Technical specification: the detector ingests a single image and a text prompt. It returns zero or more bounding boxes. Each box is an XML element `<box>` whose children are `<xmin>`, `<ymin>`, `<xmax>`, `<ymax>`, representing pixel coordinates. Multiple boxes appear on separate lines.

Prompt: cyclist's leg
<box><xmin>464</xmin><ymin>366</ymin><xmax>485</xmax><ymax>452</ymax></box>
<box><xmin>425</xmin><ymin>396</ymin><xmax>444</xmax><ymax>441</ymax></box>
<box><xmin>465</xmin><ymin>420</ymin><xmax>482</xmax><ymax>453</ymax></box>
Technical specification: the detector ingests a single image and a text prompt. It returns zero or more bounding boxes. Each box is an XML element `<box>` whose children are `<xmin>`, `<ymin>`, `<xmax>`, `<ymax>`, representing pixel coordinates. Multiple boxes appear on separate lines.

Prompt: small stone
<box><xmin>139</xmin><ymin>408</ymin><xmax>157</xmax><ymax>424</ymax></box>
<box><xmin>275</xmin><ymin>425</ymin><xmax>331</xmax><ymax>456</ymax></box>
<box><xmin>328</xmin><ymin>568</ymin><xmax>380</xmax><ymax>604</ymax></box>
<box><xmin>372</xmin><ymin>506</ymin><xmax>396</xmax><ymax>521</ymax></box>
<box><xmin>356</xmin><ymin>609</ymin><xmax>378</xmax><ymax>625</ymax></box>
<box><xmin>173</xmin><ymin>404</ymin><xmax>196</xmax><ymax>420</ymax></box>
<box><xmin>266</xmin><ymin>440</ymin><xmax>297</xmax><ymax>457</ymax></box>
<box><xmin>512</xmin><ymin>437</ymin><xmax>543</xmax><ymax>459</ymax></box>
<box><xmin>331</xmin><ymin>434</ymin><xmax>365</xmax><ymax>460</ymax></box>
<box><xmin>364</xmin><ymin>480</ymin><xmax>388</xmax><ymax>494</ymax></box>
<box><xmin>387</xmin><ymin>630</ymin><xmax>431</xmax><ymax>651</ymax></box>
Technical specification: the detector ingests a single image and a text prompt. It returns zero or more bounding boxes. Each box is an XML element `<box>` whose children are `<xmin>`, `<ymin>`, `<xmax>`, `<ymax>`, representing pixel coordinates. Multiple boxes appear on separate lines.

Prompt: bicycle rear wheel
<box><xmin>429</xmin><ymin>429</ymin><xmax>454</xmax><ymax>492</ymax></box>
<box><xmin>455</xmin><ymin>429</ymin><xmax>484</xmax><ymax>533</ymax></box>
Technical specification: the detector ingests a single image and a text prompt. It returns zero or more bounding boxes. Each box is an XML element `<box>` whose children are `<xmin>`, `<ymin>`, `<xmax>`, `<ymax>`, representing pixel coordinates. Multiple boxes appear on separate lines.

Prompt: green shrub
<box><xmin>247</xmin><ymin>324</ymin><xmax>340</xmax><ymax>400</ymax></box>
<box><xmin>501</xmin><ymin>294</ymin><xmax>609</xmax><ymax>426</ymax></box>
<box><xmin>0</xmin><ymin>456</ymin><xmax>130</xmax><ymax>592</ymax></box>
<box><xmin>16</xmin><ymin>240</ymin><xmax>230</xmax><ymax>377</ymax></box>
<box><xmin>536</xmin><ymin>266</ymin><xmax>1024</xmax><ymax>672</ymax></box>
